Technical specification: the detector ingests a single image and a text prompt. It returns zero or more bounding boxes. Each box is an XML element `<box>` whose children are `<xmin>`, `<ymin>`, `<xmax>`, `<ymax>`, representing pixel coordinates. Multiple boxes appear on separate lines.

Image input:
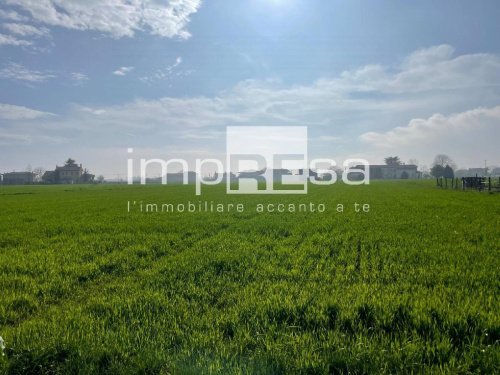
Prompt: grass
<box><xmin>0</xmin><ymin>181</ymin><xmax>498</xmax><ymax>374</ymax></box>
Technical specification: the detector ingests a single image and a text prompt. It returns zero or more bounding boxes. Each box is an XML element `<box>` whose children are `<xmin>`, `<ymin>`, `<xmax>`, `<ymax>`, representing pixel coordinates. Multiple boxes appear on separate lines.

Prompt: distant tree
<box><xmin>25</xmin><ymin>164</ymin><xmax>32</xmax><ymax>172</ymax></box>
<box><xmin>443</xmin><ymin>165</ymin><xmax>454</xmax><ymax>179</ymax></box>
<box><xmin>33</xmin><ymin>167</ymin><xmax>45</xmax><ymax>182</ymax></box>
<box><xmin>65</xmin><ymin>158</ymin><xmax>76</xmax><ymax>165</ymax></box>
<box><xmin>384</xmin><ymin>156</ymin><xmax>402</xmax><ymax>166</ymax></box>
<box><xmin>488</xmin><ymin>165</ymin><xmax>498</xmax><ymax>176</ymax></box>
<box><xmin>430</xmin><ymin>164</ymin><xmax>445</xmax><ymax>178</ymax></box>
<box><xmin>96</xmin><ymin>175</ymin><xmax>105</xmax><ymax>183</ymax></box>
<box><xmin>433</xmin><ymin>154</ymin><xmax>456</xmax><ymax>170</ymax></box>
<box><xmin>419</xmin><ymin>165</ymin><xmax>431</xmax><ymax>178</ymax></box>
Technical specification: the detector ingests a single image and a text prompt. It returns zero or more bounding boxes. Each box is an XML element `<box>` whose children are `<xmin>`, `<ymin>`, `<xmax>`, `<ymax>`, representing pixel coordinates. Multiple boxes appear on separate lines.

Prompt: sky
<box><xmin>1</xmin><ymin>0</ymin><xmax>500</xmax><ymax>178</ymax></box>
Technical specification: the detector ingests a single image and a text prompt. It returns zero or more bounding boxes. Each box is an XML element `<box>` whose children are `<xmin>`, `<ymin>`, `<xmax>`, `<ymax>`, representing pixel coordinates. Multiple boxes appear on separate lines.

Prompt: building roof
<box><xmin>468</xmin><ymin>168</ymin><xmax>487</xmax><ymax>172</ymax></box>
<box><xmin>55</xmin><ymin>165</ymin><xmax>82</xmax><ymax>171</ymax></box>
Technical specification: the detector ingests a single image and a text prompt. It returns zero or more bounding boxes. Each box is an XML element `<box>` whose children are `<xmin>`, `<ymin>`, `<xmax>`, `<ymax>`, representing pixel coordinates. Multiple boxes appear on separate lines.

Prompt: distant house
<box><xmin>237</xmin><ymin>169</ymin><xmax>266</xmax><ymax>179</ymax></box>
<box><xmin>42</xmin><ymin>170</ymin><xmax>56</xmax><ymax>183</ymax></box>
<box><xmin>213</xmin><ymin>172</ymin><xmax>237</xmax><ymax>183</ymax></box>
<box><xmin>370</xmin><ymin>164</ymin><xmax>419</xmax><ymax>179</ymax></box>
<box><xmin>298</xmin><ymin>169</ymin><xmax>319</xmax><ymax>179</ymax></box>
<box><xmin>235</xmin><ymin>168</ymin><xmax>297</xmax><ymax>181</ymax></box>
<box><xmin>43</xmin><ymin>158</ymin><xmax>95</xmax><ymax>184</ymax></box>
<box><xmin>147</xmin><ymin>171</ymin><xmax>198</xmax><ymax>184</ymax></box>
<box><xmin>351</xmin><ymin>164</ymin><xmax>420</xmax><ymax>180</ymax></box>
<box><xmin>1</xmin><ymin>171</ymin><xmax>35</xmax><ymax>185</ymax></box>
<box><xmin>467</xmin><ymin>168</ymin><xmax>488</xmax><ymax>177</ymax></box>
<box><xmin>455</xmin><ymin>168</ymin><xmax>489</xmax><ymax>178</ymax></box>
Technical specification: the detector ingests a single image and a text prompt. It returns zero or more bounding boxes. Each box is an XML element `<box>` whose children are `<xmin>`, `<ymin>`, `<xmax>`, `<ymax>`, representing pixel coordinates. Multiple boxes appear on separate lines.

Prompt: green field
<box><xmin>0</xmin><ymin>181</ymin><xmax>498</xmax><ymax>374</ymax></box>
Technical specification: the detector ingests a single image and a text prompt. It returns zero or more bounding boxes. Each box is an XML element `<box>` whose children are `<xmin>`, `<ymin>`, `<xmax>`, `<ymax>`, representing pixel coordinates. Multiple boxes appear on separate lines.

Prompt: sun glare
<box><xmin>256</xmin><ymin>0</ymin><xmax>292</xmax><ymax>8</ymax></box>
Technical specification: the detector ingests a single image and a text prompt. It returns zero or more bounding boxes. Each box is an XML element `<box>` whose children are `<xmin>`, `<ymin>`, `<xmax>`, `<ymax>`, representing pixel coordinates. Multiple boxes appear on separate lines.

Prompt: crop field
<box><xmin>0</xmin><ymin>181</ymin><xmax>498</xmax><ymax>374</ymax></box>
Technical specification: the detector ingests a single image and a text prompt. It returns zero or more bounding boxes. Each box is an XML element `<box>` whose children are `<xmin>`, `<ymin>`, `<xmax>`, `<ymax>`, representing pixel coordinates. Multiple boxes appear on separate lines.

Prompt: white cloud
<box><xmin>402</xmin><ymin>44</ymin><xmax>455</xmax><ymax>68</ymax></box>
<box><xmin>361</xmin><ymin>106</ymin><xmax>500</xmax><ymax>146</ymax></box>
<box><xmin>360</xmin><ymin>106</ymin><xmax>500</xmax><ymax>167</ymax></box>
<box><xmin>2</xmin><ymin>23</ymin><xmax>50</xmax><ymax>38</ymax></box>
<box><xmin>113</xmin><ymin>66</ymin><xmax>134</xmax><ymax>76</ymax></box>
<box><xmin>0</xmin><ymin>62</ymin><xmax>56</xmax><ymax>82</ymax></box>
<box><xmin>5</xmin><ymin>0</ymin><xmax>202</xmax><ymax>39</ymax></box>
<box><xmin>0</xmin><ymin>103</ymin><xmax>55</xmax><ymax>120</ymax></box>
<box><xmin>0</xmin><ymin>33</ymin><xmax>32</xmax><ymax>46</ymax></box>
<box><xmin>334</xmin><ymin>44</ymin><xmax>500</xmax><ymax>94</ymax></box>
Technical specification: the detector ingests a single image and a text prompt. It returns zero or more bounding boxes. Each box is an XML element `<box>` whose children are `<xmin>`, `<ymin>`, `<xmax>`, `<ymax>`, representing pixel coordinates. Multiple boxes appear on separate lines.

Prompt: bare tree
<box><xmin>433</xmin><ymin>154</ymin><xmax>456</xmax><ymax>170</ymax></box>
<box><xmin>443</xmin><ymin>165</ymin><xmax>454</xmax><ymax>179</ymax></box>
<box><xmin>33</xmin><ymin>167</ymin><xmax>45</xmax><ymax>182</ymax></box>
<box><xmin>431</xmin><ymin>164</ymin><xmax>445</xmax><ymax>178</ymax></box>
<box><xmin>420</xmin><ymin>165</ymin><xmax>430</xmax><ymax>177</ymax></box>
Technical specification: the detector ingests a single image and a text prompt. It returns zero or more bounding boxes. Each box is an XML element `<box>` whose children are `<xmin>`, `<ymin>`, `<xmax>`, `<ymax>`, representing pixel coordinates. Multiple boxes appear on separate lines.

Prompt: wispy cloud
<box><xmin>0</xmin><ymin>103</ymin><xmax>55</xmax><ymax>120</ymax></box>
<box><xmin>0</xmin><ymin>9</ymin><xmax>27</xmax><ymax>22</ymax></box>
<box><xmin>177</xmin><ymin>129</ymin><xmax>225</xmax><ymax>140</ymax></box>
<box><xmin>1</xmin><ymin>45</ymin><xmax>499</xmax><ymax>170</ymax></box>
<box><xmin>0</xmin><ymin>62</ymin><xmax>56</xmax><ymax>82</ymax></box>
<box><xmin>4</xmin><ymin>0</ymin><xmax>202</xmax><ymax>39</ymax></box>
<box><xmin>113</xmin><ymin>66</ymin><xmax>134</xmax><ymax>76</ymax></box>
<box><xmin>2</xmin><ymin>23</ymin><xmax>50</xmax><ymax>38</ymax></box>
<box><xmin>33</xmin><ymin>45</ymin><xmax>500</xmax><ymax>133</ymax></box>
<box><xmin>0</xmin><ymin>131</ymin><xmax>31</xmax><ymax>145</ymax></box>
<box><xmin>316</xmin><ymin>136</ymin><xmax>342</xmax><ymax>142</ymax></box>
<box><xmin>139</xmin><ymin>56</ymin><xmax>184</xmax><ymax>84</ymax></box>
<box><xmin>0</xmin><ymin>33</ymin><xmax>31</xmax><ymax>46</ymax></box>
<box><xmin>332</xmin><ymin>44</ymin><xmax>500</xmax><ymax>94</ymax></box>
<box><xmin>71</xmin><ymin>72</ymin><xmax>88</xmax><ymax>83</ymax></box>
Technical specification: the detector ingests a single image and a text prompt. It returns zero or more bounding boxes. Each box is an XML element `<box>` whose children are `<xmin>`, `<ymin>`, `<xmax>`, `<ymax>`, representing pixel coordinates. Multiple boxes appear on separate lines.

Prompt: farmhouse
<box><xmin>367</xmin><ymin>164</ymin><xmax>419</xmax><ymax>179</ymax></box>
<box><xmin>43</xmin><ymin>158</ymin><xmax>95</xmax><ymax>184</ymax></box>
<box><xmin>349</xmin><ymin>164</ymin><xmax>420</xmax><ymax>180</ymax></box>
<box><xmin>1</xmin><ymin>171</ymin><xmax>35</xmax><ymax>185</ymax></box>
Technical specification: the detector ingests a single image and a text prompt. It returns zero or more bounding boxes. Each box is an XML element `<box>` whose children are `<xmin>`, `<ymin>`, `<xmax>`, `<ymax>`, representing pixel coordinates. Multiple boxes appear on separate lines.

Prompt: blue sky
<box><xmin>1</xmin><ymin>0</ymin><xmax>500</xmax><ymax>177</ymax></box>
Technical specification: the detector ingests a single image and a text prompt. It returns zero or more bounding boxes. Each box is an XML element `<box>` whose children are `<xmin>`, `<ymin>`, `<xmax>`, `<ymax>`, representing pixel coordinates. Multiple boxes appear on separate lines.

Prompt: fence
<box><xmin>436</xmin><ymin>176</ymin><xmax>500</xmax><ymax>192</ymax></box>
